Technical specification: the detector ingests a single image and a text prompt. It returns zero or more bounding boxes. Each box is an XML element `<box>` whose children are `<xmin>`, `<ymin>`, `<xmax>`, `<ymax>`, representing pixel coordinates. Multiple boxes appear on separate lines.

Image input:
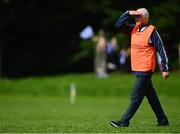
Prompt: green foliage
<box><xmin>1</xmin><ymin>0</ymin><xmax>180</xmax><ymax>76</ymax></box>
<box><xmin>151</xmin><ymin>1</ymin><xmax>180</xmax><ymax>45</ymax></box>
<box><xmin>72</xmin><ymin>40</ymin><xmax>94</xmax><ymax>63</ymax></box>
<box><xmin>103</xmin><ymin>9</ymin><xmax>122</xmax><ymax>30</ymax></box>
<box><xmin>116</xmin><ymin>33</ymin><xmax>129</xmax><ymax>49</ymax></box>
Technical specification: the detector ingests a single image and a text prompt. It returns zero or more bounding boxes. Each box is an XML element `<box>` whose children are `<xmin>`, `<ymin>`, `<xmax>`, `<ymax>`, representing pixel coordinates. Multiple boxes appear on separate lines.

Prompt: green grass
<box><xmin>0</xmin><ymin>72</ymin><xmax>180</xmax><ymax>132</ymax></box>
<box><xmin>0</xmin><ymin>72</ymin><xmax>179</xmax><ymax>97</ymax></box>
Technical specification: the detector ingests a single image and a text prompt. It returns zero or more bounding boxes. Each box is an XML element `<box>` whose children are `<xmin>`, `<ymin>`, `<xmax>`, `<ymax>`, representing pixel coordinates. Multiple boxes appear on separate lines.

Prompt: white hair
<box><xmin>137</xmin><ymin>8</ymin><xmax>149</xmax><ymax>19</ymax></box>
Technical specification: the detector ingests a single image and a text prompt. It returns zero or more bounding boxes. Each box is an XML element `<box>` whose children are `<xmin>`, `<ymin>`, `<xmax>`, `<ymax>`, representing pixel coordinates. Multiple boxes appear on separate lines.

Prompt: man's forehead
<box><xmin>136</xmin><ymin>8</ymin><xmax>149</xmax><ymax>18</ymax></box>
<box><xmin>137</xmin><ymin>9</ymin><xmax>144</xmax><ymax>13</ymax></box>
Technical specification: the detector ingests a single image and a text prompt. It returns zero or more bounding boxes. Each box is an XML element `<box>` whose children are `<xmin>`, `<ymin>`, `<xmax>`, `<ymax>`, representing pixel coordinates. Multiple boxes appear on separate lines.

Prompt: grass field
<box><xmin>0</xmin><ymin>72</ymin><xmax>180</xmax><ymax>133</ymax></box>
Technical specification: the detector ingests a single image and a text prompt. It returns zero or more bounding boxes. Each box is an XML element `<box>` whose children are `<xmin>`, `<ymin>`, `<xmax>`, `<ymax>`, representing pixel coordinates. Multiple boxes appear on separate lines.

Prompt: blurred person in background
<box><xmin>93</xmin><ymin>30</ymin><xmax>108</xmax><ymax>78</ymax></box>
<box><xmin>110</xmin><ymin>8</ymin><xmax>170</xmax><ymax>127</ymax></box>
<box><xmin>106</xmin><ymin>37</ymin><xmax>118</xmax><ymax>71</ymax></box>
<box><xmin>80</xmin><ymin>27</ymin><xmax>108</xmax><ymax>78</ymax></box>
<box><xmin>118</xmin><ymin>48</ymin><xmax>128</xmax><ymax>73</ymax></box>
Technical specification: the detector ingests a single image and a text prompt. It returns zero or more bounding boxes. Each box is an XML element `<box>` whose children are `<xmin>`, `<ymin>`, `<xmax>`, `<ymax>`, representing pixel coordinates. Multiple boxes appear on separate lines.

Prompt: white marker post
<box><xmin>70</xmin><ymin>83</ymin><xmax>76</xmax><ymax>105</ymax></box>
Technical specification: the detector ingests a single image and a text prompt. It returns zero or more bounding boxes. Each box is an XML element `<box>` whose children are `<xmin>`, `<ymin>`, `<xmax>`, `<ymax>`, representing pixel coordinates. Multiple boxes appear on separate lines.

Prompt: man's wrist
<box><xmin>124</xmin><ymin>10</ymin><xmax>130</xmax><ymax>16</ymax></box>
<box><xmin>162</xmin><ymin>69</ymin><xmax>169</xmax><ymax>73</ymax></box>
<box><xmin>161</xmin><ymin>64</ymin><xmax>169</xmax><ymax>72</ymax></box>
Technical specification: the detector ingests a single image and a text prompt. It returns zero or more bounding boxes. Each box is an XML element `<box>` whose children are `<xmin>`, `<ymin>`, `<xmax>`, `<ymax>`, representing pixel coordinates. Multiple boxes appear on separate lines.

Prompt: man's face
<box><xmin>135</xmin><ymin>15</ymin><xmax>143</xmax><ymax>24</ymax></box>
<box><xmin>135</xmin><ymin>9</ymin><xmax>148</xmax><ymax>25</ymax></box>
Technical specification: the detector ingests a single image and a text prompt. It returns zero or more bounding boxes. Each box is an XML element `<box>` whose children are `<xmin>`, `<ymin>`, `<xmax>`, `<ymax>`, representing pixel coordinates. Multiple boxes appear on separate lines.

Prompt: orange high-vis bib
<box><xmin>131</xmin><ymin>25</ymin><xmax>156</xmax><ymax>72</ymax></box>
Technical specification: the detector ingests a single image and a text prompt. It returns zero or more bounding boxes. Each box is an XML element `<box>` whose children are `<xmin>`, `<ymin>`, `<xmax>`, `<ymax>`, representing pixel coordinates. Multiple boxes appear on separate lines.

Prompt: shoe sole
<box><xmin>110</xmin><ymin>122</ymin><xmax>128</xmax><ymax>128</ymax></box>
<box><xmin>110</xmin><ymin>122</ymin><xmax>119</xmax><ymax>128</ymax></box>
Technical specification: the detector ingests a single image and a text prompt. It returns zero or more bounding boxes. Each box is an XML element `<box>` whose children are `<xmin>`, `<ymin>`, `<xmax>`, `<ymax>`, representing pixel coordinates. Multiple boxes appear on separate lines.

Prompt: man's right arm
<box><xmin>115</xmin><ymin>11</ymin><xmax>134</xmax><ymax>36</ymax></box>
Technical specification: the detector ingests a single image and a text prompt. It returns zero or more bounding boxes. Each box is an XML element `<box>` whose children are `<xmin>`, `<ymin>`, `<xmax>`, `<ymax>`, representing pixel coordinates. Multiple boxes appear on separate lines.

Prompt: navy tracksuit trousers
<box><xmin>121</xmin><ymin>74</ymin><xmax>167</xmax><ymax>123</ymax></box>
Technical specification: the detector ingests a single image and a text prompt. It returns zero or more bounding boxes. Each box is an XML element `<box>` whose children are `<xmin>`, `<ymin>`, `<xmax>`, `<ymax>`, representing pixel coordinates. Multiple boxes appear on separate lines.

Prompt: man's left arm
<box><xmin>151</xmin><ymin>29</ymin><xmax>170</xmax><ymax>79</ymax></box>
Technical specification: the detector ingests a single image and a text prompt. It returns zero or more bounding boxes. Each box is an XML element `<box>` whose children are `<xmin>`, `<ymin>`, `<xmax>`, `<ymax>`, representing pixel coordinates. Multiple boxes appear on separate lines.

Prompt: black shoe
<box><xmin>157</xmin><ymin>117</ymin><xmax>169</xmax><ymax>126</ymax></box>
<box><xmin>110</xmin><ymin>120</ymin><xmax>129</xmax><ymax>127</ymax></box>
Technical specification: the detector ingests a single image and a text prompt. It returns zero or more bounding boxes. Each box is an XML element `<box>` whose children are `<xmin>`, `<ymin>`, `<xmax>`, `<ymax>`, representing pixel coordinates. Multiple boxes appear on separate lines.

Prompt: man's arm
<box><xmin>151</xmin><ymin>29</ymin><xmax>170</xmax><ymax>79</ymax></box>
<box><xmin>115</xmin><ymin>11</ymin><xmax>134</xmax><ymax>36</ymax></box>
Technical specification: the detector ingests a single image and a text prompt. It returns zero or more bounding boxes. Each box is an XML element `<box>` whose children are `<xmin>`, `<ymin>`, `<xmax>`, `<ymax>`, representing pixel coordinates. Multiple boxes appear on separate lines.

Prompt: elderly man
<box><xmin>110</xmin><ymin>8</ymin><xmax>170</xmax><ymax>127</ymax></box>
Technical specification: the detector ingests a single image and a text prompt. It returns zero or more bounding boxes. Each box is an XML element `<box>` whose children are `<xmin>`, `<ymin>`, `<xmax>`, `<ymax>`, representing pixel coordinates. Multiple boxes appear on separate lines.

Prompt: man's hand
<box><xmin>129</xmin><ymin>10</ymin><xmax>142</xmax><ymax>16</ymax></box>
<box><xmin>162</xmin><ymin>72</ymin><xmax>170</xmax><ymax>80</ymax></box>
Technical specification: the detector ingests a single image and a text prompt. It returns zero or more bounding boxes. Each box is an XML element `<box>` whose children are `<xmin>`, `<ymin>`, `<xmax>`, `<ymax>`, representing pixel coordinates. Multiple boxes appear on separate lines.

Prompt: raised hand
<box><xmin>129</xmin><ymin>10</ymin><xmax>142</xmax><ymax>16</ymax></box>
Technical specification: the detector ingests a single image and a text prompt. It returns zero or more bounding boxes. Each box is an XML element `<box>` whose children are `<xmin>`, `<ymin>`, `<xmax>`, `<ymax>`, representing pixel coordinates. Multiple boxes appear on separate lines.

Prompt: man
<box><xmin>110</xmin><ymin>8</ymin><xmax>170</xmax><ymax>127</ymax></box>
